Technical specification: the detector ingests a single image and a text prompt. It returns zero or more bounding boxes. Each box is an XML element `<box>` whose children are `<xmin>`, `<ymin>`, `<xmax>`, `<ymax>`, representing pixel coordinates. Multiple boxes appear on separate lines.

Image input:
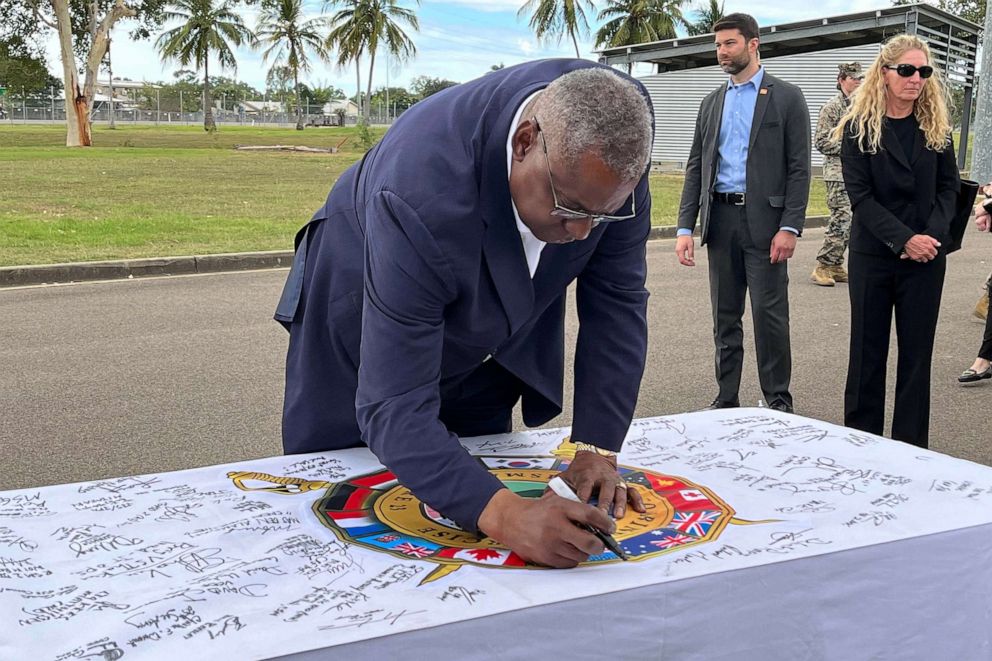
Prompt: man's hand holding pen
<box><xmin>476</xmin><ymin>446</ymin><xmax>642</xmax><ymax>568</ymax></box>
<box><xmin>477</xmin><ymin>489</ymin><xmax>616</xmax><ymax>568</ymax></box>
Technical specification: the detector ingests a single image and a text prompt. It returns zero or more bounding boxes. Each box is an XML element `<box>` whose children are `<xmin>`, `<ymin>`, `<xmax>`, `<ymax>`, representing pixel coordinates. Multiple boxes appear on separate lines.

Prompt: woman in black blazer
<box><xmin>834</xmin><ymin>34</ymin><xmax>959</xmax><ymax>448</ymax></box>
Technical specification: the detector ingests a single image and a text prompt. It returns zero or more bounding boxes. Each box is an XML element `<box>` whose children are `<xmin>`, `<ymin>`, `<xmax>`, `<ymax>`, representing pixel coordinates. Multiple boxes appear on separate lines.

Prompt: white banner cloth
<box><xmin>2</xmin><ymin>409</ymin><xmax>991</xmax><ymax>660</ymax></box>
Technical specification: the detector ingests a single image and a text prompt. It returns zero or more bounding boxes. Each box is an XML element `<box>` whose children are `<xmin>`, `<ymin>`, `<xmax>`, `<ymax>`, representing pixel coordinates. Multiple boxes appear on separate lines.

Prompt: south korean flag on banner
<box><xmin>479</xmin><ymin>457</ymin><xmax>557</xmax><ymax>470</ymax></box>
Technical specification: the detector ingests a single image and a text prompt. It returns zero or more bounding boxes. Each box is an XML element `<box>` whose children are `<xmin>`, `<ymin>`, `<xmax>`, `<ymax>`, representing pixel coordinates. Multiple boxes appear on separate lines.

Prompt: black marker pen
<box><xmin>548</xmin><ymin>476</ymin><xmax>628</xmax><ymax>561</ymax></box>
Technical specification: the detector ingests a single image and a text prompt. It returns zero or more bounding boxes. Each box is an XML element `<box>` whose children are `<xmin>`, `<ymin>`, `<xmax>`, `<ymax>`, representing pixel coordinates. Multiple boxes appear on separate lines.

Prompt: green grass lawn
<box><xmin>0</xmin><ymin>124</ymin><xmax>828</xmax><ymax>267</ymax></box>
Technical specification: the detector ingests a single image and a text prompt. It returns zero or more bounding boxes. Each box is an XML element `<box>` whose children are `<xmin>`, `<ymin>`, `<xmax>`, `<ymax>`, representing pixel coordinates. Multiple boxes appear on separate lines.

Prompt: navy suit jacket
<box><xmin>276</xmin><ymin>58</ymin><xmax>652</xmax><ymax>531</ymax></box>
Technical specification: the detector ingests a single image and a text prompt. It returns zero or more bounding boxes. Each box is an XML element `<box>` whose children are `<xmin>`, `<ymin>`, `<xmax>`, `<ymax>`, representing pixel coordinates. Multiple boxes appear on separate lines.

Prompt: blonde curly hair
<box><xmin>832</xmin><ymin>34</ymin><xmax>952</xmax><ymax>153</ymax></box>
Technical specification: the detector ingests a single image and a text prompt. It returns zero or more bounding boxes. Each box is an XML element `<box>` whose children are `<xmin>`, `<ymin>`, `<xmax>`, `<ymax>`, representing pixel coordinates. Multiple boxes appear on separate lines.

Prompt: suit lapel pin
<box><xmin>759</xmin><ymin>88</ymin><xmax>769</xmax><ymax>95</ymax></box>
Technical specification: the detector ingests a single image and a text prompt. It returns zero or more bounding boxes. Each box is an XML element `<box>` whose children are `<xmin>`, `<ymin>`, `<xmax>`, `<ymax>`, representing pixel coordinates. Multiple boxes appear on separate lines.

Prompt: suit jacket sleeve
<box><xmin>841</xmin><ymin>128</ymin><xmax>916</xmax><ymax>254</ymax></box>
<box><xmin>355</xmin><ymin>190</ymin><xmax>504</xmax><ymax>532</ymax></box>
<box><xmin>781</xmin><ymin>87</ymin><xmax>811</xmax><ymax>232</ymax></box>
<box><xmin>924</xmin><ymin>136</ymin><xmax>960</xmax><ymax>242</ymax></box>
<box><xmin>571</xmin><ymin>175</ymin><xmax>650</xmax><ymax>451</ymax></box>
<box><xmin>677</xmin><ymin>103</ymin><xmax>706</xmax><ymax>232</ymax></box>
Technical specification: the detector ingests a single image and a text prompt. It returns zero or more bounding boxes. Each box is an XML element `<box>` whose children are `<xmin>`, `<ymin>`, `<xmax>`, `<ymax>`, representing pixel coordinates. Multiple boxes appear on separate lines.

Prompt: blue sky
<box><xmin>46</xmin><ymin>0</ymin><xmax>884</xmax><ymax>95</ymax></box>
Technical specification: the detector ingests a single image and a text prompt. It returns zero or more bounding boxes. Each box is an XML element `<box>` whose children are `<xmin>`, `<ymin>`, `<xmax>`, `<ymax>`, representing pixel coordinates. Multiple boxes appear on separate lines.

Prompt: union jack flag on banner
<box><xmin>394</xmin><ymin>542</ymin><xmax>434</xmax><ymax>559</ymax></box>
<box><xmin>670</xmin><ymin>510</ymin><xmax>720</xmax><ymax>536</ymax></box>
<box><xmin>650</xmin><ymin>533</ymin><xmax>695</xmax><ymax>549</ymax></box>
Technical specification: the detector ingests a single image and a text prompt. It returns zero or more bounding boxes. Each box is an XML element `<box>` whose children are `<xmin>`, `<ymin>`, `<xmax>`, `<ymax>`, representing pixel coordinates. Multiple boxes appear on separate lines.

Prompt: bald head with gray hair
<box><xmin>531</xmin><ymin>68</ymin><xmax>653</xmax><ymax>184</ymax></box>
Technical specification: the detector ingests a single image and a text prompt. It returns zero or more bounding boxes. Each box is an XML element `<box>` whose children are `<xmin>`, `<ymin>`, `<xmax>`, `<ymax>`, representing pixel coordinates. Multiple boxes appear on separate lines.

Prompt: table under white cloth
<box><xmin>2</xmin><ymin>408</ymin><xmax>991</xmax><ymax>660</ymax></box>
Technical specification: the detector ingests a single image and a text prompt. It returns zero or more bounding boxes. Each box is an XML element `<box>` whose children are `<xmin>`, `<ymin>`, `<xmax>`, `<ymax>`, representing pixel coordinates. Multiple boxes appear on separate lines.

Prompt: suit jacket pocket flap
<box><xmin>768</xmin><ymin>195</ymin><xmax>785</xmax><ymax>208</ymax></box>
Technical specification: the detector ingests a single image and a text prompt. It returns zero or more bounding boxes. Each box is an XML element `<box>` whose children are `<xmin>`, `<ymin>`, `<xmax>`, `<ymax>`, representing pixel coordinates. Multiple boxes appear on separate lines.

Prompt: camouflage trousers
<box><xmin>816</xmin><ymin>180</ymin><xmax>853</xmax><ymax>267</ymax></box>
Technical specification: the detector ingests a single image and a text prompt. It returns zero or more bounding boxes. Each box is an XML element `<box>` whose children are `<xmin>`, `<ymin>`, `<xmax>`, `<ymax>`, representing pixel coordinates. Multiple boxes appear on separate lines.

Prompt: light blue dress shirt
<box><xmin>679</xmin><ymin>66</ymin><xmax>797</xmax><ymax>237</ymax></box>
<box><xmin>715</xmin><ymin>66</ymin><xmax>763</xmax><ymax>194</ymax></box>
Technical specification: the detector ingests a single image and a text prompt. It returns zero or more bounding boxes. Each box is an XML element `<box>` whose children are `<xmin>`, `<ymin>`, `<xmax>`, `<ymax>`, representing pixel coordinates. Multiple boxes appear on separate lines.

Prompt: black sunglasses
<box><xmin>883</xmin><ymin>64</ymin><xmax>934</xmax><ymax>79</ymax></box>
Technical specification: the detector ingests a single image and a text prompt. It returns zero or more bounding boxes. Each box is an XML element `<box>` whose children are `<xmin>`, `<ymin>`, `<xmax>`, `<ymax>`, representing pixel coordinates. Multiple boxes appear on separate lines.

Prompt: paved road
<box><xmin>2</xmin><ymin>227</ymin><xmax>990</xmax><ymax>491</ymax></box>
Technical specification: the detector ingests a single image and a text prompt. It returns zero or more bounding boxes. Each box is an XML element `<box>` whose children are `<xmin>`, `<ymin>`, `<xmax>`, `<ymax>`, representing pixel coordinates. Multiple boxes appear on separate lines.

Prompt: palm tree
<box><xmin>685</xmin><ymin>0</ymin><xmax>724</xmax><ymax>36</ymax></box>
<box><xmin>325</xmin><ymin>1</ymin><xmax>368</xmax><ymax>120</ymax></box>
<box><xmin>156</xmin><ymin>0</ymin><xmax>254</xmax><ymax>132</ymax></box>
<box><xmin>325</xmin><ymin>0</ymin><xmax>419</xmax><ymax>123</ymax></box>
<box><xmin>256</xmin><ymin>0</ymin><xmax>329</xmax><ymax>130</ymax></box>
<box><xmin>518</xmin><ymin>0</ymin><xmax>596</xmax><ymax>58</ymax></box>
<box><xmin>595</xmin><ymin>0</ymin><xmax>688</xmax><ymax>55</ymax></box>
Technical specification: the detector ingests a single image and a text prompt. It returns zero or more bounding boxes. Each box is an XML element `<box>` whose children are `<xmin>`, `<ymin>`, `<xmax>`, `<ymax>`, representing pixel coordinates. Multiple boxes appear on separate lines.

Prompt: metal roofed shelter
<box><xmin>597</xmin><ymin>4</ymin><xmax>980</xmax><ymax>169</ymax></box>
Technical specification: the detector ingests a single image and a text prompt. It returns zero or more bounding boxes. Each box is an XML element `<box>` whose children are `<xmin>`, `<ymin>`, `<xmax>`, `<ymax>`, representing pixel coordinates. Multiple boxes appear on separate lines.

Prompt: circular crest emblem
<box><xmin>308</xmin><ymin>440</ymin><xmax>749</xmax><ymax>583</ymax></box>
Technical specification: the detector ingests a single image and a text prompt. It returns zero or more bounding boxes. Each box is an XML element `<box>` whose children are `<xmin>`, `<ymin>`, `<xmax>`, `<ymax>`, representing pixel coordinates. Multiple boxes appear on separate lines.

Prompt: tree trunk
<box><xmin>107</xmin><ymin>41</ymin><xmax>115</xmax><ymax>129</ymax></box>
<box><xmin>51</xmin><ymin>0</ymin><xmax>134</xmax><ymax>146</ymax></box>
<box><xmin>52</xmin><ymin>0</ymin><xmax>89</xmax><ymax>146</ymax></box>
<box><xmin>365</xmin><ymin>50</ymin><xmax>376</xmax><ymax>123</ymax></box>
<box><xmin>355</xmin><ymin>59</ymin><xmax>362</xmax><ymax>120</ymax></box>
<box><xmin>570</xmin><ymin>30</ymin><xmax>580</xmax><ymax>58</ymax></box>
<box><xmin>294</xmin><ymin>69</ymin><xmax>304</xmax><ymax>130</ymax></box>
<box><xmin>203</xmin><ymin>56</ymin><xmax>215</xmax><ymax>132</ymax></box>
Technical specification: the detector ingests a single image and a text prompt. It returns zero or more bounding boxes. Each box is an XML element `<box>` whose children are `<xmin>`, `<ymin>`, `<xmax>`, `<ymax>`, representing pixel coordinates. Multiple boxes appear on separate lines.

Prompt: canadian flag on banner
<box><xmin>436</xmin><ymin>547</ymin><xmax>526</xmax><ymax>566</ymax></box>
<box><xmin>664</xmin><ymin>488</ymin><xmax>714</xmax><ymax>510</ymax></box>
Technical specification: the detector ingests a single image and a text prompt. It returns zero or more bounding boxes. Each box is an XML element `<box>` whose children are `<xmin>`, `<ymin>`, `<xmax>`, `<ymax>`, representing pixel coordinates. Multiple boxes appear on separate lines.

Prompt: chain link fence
<box><xmin>0</xmin><ymin>87</ymin><xmax>397</xmax><ymax>126</ymax></box>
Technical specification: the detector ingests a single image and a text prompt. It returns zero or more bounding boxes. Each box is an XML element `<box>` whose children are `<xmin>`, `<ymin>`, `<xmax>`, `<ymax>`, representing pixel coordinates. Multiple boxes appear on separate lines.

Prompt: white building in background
<box><xmin>638</xmin><ymin>45</ymin><xmax>880</xmax><ymax>171</ymax></box>
<box><xmin>598</xmin><ymin>4</ymin><xmax>979</xmax><ymax>172</ymax></box>
<box><xmin>237</xmin><ymin>100</ymin><xmax>285</xmax><ymax>115</ymax></box>
<box><xmin>321</xmin><ymin>99</ymin><xmax>359</xmax><ymax>116</ymax></box>
<box><xmin>92</xmin><ymin>78</ymin><xmax>154</xmax><ymax>109</ymax></box>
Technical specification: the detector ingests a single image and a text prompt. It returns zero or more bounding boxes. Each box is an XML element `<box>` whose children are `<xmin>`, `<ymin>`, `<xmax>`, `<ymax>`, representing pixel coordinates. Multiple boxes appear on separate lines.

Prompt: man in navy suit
<box><xmin>275</xmin><ymin>60</ymin><xmax>654</xmax><ymax>567</ymax></box>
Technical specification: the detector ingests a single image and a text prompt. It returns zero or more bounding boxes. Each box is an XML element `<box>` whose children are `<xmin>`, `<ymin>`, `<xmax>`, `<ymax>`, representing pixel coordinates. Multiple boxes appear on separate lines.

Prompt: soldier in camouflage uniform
<box><xmin>811</xmin><ymin>62</ymin><xmax>864</xmax><ymax>286</ymax></box>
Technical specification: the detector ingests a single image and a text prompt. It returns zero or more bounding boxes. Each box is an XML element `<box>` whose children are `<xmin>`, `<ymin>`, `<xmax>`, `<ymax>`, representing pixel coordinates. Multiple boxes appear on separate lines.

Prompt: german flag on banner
<box><xmin>321</xmin><ymin>484</ymin><xmax>378</xmax><ymax>512</ymax></box>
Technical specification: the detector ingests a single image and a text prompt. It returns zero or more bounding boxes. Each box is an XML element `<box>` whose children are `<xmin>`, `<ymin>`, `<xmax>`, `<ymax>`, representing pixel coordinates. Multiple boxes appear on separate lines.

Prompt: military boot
<box><xmin>828</xmin><ymin>265</ymin><xmax>849</xmax><ymax>283</ymax></box>
<box><xmin>810</xmin><ymin>264</ymin><xmax>835</xmax><ymax>287</ymax></box>
<box><xmin>976</xmin><ymin>292</ymin><xmax>989</xmax><ymax>321</ymax></box>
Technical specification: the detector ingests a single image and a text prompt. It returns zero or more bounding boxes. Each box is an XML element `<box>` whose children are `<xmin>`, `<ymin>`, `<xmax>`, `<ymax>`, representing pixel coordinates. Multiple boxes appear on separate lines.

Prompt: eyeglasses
<box><xmin>883</xmin><ymin>64</ymin><xmax>934</xmax><ymax>79</ymax></box>
<box><xmin>534</xmin><ymin>119</ymin><xmax>636</xmax><ymax>225</ymax></box>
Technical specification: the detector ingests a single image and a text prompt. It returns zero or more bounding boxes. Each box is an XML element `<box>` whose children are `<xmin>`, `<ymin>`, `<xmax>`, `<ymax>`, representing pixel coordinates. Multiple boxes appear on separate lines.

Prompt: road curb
<box><xmin>0</xmin><ymin>251</ymin><xmax>295</xmax><ymax>288</ymax></box>
<box><xmin>1</xmin><ymin>217</ymin><xmax>829</xmax><ymax>288</ymax></box>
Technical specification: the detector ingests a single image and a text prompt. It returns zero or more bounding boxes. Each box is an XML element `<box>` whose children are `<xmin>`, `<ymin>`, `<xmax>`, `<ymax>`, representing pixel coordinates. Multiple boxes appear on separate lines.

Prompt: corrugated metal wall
<box><xmin>641</xmin><ymin>44</ymin><xmax>881</xmax><ymax>169</ymax></box>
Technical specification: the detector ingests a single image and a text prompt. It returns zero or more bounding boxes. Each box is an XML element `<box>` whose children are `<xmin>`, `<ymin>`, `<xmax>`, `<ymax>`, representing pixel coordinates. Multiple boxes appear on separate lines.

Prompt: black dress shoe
<box><xmin>768</xmin><ymin>401</ymin><xmax>794</xmax><ymax>413</ymax></box>
<box><xmin>958</xmin><ymin>366</ymin><xmax>992</xmax><ymax>383</ymax></box>
<box><xmin>702</xmin><ymin>398</ymin><xmax>740</xmax><ymax>411</ymax></box>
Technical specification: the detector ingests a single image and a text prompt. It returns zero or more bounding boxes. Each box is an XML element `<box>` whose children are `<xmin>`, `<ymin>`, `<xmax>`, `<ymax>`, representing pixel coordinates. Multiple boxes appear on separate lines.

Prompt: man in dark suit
<box><xmin>275</xmin><ymin>60</ymin><xmax>655</xmax><ymax>567</ymax></box>
<box><xmin>675</xmin><ymin>13</ymin><xmax>811</xmax><ymax>412</ymax></box>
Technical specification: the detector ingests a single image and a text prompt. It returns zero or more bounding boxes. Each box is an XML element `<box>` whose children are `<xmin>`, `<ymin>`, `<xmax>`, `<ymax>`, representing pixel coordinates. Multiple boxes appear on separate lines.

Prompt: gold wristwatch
<box><xmin>573</xmin><ymin>442</ymin><xmax>617</xmax><ymax>459</ymax></box>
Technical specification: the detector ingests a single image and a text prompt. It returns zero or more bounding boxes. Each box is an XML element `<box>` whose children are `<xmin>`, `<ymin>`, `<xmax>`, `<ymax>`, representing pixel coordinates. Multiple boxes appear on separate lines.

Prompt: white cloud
<box><xmin>725</xmin><ymin>0</ymin><xmax>893</xmax><ymax>26</ymax></box>
<box><xmin>517</xmin><ymin>38</ymin><xmax>536</xmax><ymax>56</ymax></box>
<box><xmin>431</xmin><ymin>0</ymin><xmax>522</xmax><ymax>13</ymax></box>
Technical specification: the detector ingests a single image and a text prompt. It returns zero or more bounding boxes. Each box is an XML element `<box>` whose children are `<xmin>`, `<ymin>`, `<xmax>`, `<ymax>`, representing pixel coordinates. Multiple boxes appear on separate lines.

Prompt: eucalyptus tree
<box><xmin>517</xmin><ymin>0</ymin><xmax>596</xmax><ymax>58</ymax></box>
<box><xmin>4</xmin><ymin>0</ymin><xmax>169</xmax><ymax>145</ymax></box>
<box><xmin>256</xmin><ymin>0</ymin><xmax>329</xmax><ymax>130</ymax></box>
<box><xmin>155</xmin><ymin>0</ymin><xmax>254</xmax><ymax>131</ymax></box>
